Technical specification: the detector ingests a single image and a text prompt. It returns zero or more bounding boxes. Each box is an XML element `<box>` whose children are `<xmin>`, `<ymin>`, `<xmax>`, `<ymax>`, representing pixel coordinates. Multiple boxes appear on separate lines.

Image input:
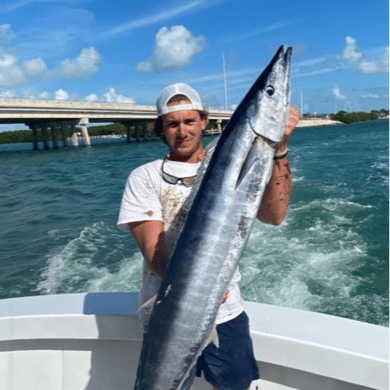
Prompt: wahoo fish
<box><xmin>134</xmin><ymin>45</ymin><xmax>292</xmax><ymax>390</ymax></box>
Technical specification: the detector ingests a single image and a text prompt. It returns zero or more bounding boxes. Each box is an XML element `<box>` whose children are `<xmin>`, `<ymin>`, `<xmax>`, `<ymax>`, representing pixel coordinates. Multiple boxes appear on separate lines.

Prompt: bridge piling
<box><xmin>60</xmin><ymin>123</ymin><xmax>68</xmax><ymax>148</ymax></box>
<box><xmin>42</xmin><ymin>124</ymin><xmax>50</xmax><ymax>150</ymax></box>
<box><xmin>49</xmin><ymin>123</ymin><xmax>59</xmax><ymax>149</ymax></box>
<box><xmin>29</xmin><ymin>123</ymin><xmax>39</xmax><ymax>151</ymax></box>
<box><xmin>216</xmin><ymin>119</ymin><xmax>222</xmax><ymax>134</ymax></box>
<box><xmin>134</xmin><ymin>124</ymin><xmax>140</xmax><ymax>142</ymax></box>
<box><xmin>143</xmin><ymin>123</ymin><xmax>148</xmax><ymax>141</ymax></box>
<box><xmin>71</xmin><ymin>123</ymin><xmax>79</xmax><ymax>147</ymax></box>
<box><xmin>125</xmin><ymin>122</ymin><xmax>132</xmax><ymax>143</ymax></box>
<box><xmin>79</xmin><ymin>118</ymin><xmax>91</xmax><ymax>147</ymax></box>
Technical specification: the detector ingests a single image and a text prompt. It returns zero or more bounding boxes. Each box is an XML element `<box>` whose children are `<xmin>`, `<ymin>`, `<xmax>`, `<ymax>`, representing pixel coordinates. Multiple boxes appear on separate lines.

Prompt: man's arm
<box><xmin>257</xmin><ymin>107</ymin><xmax>299</xmax><ymax>225</ymax></box>
<box><xmin>129</xmin><ymin>220</ymin><xmax>170</xmax><ymax>279</ymax></box>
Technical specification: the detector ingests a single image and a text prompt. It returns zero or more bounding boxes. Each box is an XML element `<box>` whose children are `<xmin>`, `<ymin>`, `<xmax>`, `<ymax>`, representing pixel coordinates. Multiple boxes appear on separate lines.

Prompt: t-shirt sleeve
<box><xmin>117</xmin><ymin>165</ymin><xmax>163</xmax><ymax>231</ymax></box>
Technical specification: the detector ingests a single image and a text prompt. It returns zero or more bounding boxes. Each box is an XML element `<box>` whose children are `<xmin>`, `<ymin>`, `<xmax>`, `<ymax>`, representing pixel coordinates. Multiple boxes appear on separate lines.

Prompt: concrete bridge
<box><xmin>0</xmin><ymin>99</ymin><xmax>233</xmax><ymax>150</ymax></box>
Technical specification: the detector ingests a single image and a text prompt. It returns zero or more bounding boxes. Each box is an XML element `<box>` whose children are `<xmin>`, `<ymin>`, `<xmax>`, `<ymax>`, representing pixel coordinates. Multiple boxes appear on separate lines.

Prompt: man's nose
<box><xmin>177</xmin><ymin>122</ymin><xmax>187</xmax><ymax>137</ymax></box>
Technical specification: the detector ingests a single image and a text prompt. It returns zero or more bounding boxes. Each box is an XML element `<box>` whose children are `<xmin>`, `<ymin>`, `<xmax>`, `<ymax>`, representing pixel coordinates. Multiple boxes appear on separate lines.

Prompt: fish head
<box><xmin>246</xmin><ymin>45</ymin><xmax>292</xmax><ymax>144</ymax></box>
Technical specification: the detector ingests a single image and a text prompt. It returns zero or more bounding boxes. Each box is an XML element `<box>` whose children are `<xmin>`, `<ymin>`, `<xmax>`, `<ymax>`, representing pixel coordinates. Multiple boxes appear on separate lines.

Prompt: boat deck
<box><xmin>0</xmin><ymin>292</ymin><xmax>388</xmax><ymax>390</ymax></box>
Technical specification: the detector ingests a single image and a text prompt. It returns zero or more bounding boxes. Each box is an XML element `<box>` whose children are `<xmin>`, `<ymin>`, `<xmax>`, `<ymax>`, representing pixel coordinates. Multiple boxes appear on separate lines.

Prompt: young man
<box><xmin>118</xmin><ymin>83</ymin><xmax>299</xmax><ymax>390</ymax></box>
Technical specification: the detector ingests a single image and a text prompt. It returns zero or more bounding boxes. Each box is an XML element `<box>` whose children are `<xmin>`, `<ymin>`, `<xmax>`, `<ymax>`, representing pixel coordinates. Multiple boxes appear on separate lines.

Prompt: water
<box><xmin>0</xmin><ymin>120</ymin><xmax>388</xmax><ymax>326</ymax></box>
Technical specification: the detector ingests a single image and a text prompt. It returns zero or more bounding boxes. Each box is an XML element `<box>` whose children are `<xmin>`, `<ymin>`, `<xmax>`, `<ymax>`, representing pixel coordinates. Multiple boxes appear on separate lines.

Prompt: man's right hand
<box><xmin>222</xmin><ymin>290</ymin><xmax>229</xmax><ymax>304</ymax></box>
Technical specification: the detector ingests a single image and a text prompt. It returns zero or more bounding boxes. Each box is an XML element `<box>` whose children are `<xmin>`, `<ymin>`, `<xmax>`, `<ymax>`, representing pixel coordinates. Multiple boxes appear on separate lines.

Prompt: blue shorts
<box><xmin>182</xmin><ymin>311</ymin><xmax>260</xmax><ymax>390</ymax></box>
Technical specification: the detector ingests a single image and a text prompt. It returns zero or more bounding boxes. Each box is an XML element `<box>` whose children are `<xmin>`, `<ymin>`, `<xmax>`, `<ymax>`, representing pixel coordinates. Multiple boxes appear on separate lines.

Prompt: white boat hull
<box><xmin>0</xmin><ymin>292</ymin><xmax>388</xmax><ymax>390</ymax></box>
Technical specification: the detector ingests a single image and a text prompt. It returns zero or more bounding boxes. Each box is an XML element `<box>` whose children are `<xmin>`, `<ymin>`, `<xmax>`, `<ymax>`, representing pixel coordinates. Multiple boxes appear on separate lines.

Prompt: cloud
<box><xmin>0</xmin><ymin>88</ymin><xmax>16</xmax><ymax>98</ymax></box>
<box><xmin>137</xmin><ymin>26</ymin><xmax>206</xmax><ymax>72</ymax></box>
<box><xmin>39</xmin><ymin>91</ymin><xmax>49</xmax><ymax>99</ymax></box>
<box><xmin>24</xmin><ymin>58</ymin><xmax>48</xmax><ymax>78</ymax></box>
<box><xmin>352</xmin><ymin>86</ymin><xmax>388</xmax><ymax>100</ymax></box>
<box><xmin>0</xmin><ymin>53</ymin><xmax>17</xmax><ymax>68</ymax></box>
<box><xmin>223</xmin><ymin>21</ymin><xmax>295</xmax><ymax>44</ymax></box>
<box><xmin>332</xmin><ymin>85</ymin><xmax>347</xmax><ymax>100</ymax></box>
<box><xmin>342</xmin><ymin>36</ymin><xmax>389</xmax><ymax>74</ymax></box>
<box><xmin>56</xmin><ymin>47</ymin><xmax>103</xmax><ymax>79</ymax></box>
<box><xmin>102</xmin><ymin>88</ymin><xmax>135</xmax><ymax>103</ymax></box>
<box><xmin>0</xmin><ymin>88</ymin><xmax>52</xmax><ymax>100</ymax></box>
<box><xmin>55</xmin><ymin>89</ymin><xmax>69</xmax><ymax>100</ymax></box>
<box><xmin>85</xmin><ymin>93</ymin><xmax>99</xmax><ymax>102</ymax></box>
<box><xmin>0</xmin><ymin>38</ymin><xmax>103</xmax><ymax>87</ymax></box>
<box><xmin>0</xmin><ymin>0</ymin><xmax>66</xmax><ymax>15</ymax></box>
<box><xmin>360</xmin><ymin>93</ymin><xmax>380</xmax><ymax>99</ymax></box>
<box><xmin>0</xmin><ymin>24</ymin><xmax>15</xmax><ymax>41</ymax></box>
<box><xmin>289</xmin><ymin>37</ymin><xmax>388</xmax><ymax>81</ymax></box>
<box><xmin>100</xmin><ymin>0</ymin><xmax>226</xmax><ymax>39</ymax></box>
<box><xmin>342</xmin><ymin>36</ymin><xmax>363</xmax><ymax>62</ymax></box>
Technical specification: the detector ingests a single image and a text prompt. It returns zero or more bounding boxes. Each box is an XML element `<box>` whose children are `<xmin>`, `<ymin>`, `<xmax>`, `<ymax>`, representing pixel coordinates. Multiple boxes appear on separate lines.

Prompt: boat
<box><xmin>0</xmin><ymin>292</ymin><xmax>388</xmax><ymax>390</ymax></box>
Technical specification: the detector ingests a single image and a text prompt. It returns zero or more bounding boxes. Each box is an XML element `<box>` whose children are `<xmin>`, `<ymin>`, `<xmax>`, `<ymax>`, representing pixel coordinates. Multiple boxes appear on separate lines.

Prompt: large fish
<box><xmin>134</xmin><ymin>45</ymin><xmax>292</xmax><ymax>390</ymax></box>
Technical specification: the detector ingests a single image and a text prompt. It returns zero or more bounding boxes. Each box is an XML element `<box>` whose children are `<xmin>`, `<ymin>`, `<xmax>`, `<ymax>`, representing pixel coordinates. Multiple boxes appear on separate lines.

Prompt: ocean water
<box><xmin>0</xmin><ymin>120</ymin><xmax>388</xmax><ymax>326</ymax></box>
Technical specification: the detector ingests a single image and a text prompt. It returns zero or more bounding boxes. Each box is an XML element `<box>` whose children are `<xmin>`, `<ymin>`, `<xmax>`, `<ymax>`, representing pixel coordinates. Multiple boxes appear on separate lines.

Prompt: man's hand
<box><xmin>222</xmin><ymin>290</ymin><xmax>229</xmax><ymax>304</ymax></box>
<box><xmin>275</xmin><ymin>106</ymin><xmax>299</xmax><ymax>152</ymax></box>
<box><xmin>257</xmin><ymin>106</ymin><xmax>299</xmax><ymax>225</ymax></box>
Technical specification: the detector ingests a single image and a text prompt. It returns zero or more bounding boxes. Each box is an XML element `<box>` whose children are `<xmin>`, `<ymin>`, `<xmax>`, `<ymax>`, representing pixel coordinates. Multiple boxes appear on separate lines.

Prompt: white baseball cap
<box><xmin>156</xmin><ymin>83</ymin><xmax>203</xmax><ymax>117</ymax></box>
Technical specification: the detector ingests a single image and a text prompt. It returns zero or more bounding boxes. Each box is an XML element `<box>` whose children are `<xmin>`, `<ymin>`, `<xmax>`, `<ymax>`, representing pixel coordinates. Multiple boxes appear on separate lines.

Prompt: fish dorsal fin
<box><xmin>235</xmin><ymin>137</ymin><xmax>262</xmax><ymax>190</ymax></box>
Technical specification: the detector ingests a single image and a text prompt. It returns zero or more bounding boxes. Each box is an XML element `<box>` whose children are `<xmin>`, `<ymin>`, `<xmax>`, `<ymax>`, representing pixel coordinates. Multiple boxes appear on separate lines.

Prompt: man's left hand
<box><xmin>275</xmin><ymin>106</ymin><xmax>299</xmax><ymax>152</ymax></box>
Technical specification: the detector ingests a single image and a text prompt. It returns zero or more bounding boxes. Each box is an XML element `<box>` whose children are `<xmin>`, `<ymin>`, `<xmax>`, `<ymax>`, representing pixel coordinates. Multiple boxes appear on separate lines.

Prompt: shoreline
<box><xmin>296</xmin><ymin>118</ymin><xmax>343</xmax><ymax>128</ymax></box>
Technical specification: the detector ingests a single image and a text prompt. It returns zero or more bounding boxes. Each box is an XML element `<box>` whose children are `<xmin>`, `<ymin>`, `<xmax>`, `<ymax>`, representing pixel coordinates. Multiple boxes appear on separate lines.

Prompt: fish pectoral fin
<box><xmin>137</xmin><ymin>294</ymin><xmax>157</xmax><ymax>316</ymax></box>
<box><xmin>235</xmin><ymin>137</ymin><xmax>262</xmax><ymax>190</ymax></box>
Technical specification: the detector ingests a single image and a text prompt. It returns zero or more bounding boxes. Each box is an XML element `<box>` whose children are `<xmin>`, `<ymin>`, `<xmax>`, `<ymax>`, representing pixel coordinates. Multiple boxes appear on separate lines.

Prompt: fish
<box><xmin>134</xmin><ymin>45</ymin><xmax>292</xmax><ymax>390</ymax></box>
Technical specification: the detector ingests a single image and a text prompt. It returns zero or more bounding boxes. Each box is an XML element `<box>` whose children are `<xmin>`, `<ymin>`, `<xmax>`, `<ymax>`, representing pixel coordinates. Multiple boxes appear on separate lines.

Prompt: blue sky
<box><xmin>0</xmin><ymin>0</ymin><xmax>388</xmax><ymax>130</ymax></box>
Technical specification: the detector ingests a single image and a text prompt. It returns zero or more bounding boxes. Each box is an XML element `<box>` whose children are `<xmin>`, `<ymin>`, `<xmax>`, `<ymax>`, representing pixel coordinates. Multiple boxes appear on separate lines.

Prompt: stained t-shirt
<box><xmin>117</xmin><ymin>145</ymin><xmax>244</xmax><ymax>329</ymax></box>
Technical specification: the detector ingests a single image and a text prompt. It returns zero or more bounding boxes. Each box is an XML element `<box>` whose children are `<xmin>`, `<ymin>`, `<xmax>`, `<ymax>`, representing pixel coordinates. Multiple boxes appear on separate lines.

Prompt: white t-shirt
<box><xmin>117</xmin><ymin>144</ymin><xmax>244</xmax><ymax>328</ymax></box>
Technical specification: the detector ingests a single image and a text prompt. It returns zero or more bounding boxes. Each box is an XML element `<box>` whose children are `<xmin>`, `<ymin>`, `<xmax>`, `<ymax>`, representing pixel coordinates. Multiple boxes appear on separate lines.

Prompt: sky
<box><xmin>0</xmin><ymin>0</ymin><xmax>388</xmax><ymax>131</ymax></box>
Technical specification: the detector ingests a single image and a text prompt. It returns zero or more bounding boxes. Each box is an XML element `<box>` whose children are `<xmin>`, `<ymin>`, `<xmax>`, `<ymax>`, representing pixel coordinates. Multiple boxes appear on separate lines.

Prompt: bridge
<box><xmin>0</xmin><ymin>99</ymin><xmax>233</xmax><ymax>150</ymax></box>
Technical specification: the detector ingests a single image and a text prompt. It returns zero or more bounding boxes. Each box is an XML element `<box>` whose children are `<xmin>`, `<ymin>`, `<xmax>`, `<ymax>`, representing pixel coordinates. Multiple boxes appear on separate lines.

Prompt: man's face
<box><xmin>162</xmin><ymin>103</ymin><xmax>207</xmax><ymax>162</ymax></box>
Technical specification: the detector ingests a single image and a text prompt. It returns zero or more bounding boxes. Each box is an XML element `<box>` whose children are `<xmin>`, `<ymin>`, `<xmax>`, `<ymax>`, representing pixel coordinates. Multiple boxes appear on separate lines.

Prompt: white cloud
<box><xmin>332</xmin><ymin>85</ymin><xmax>347</xmax><ymax>100</ymax></box>
<box><xmin>0</xmin><ymin>0</ymin><xmax>72</xmax><ymax>16</ymax></box>
<box><xmin>342</xmin><ymin>36</ymin><xmax>389</xmax><ymax>74</ymax></box>
<box><xmin>0</xmin><ymin>24</ymin><xmax>15</xmax><ymax>41</ymax></box>
<box><xmin>0</xmin><ymin>88</ymin><xmax>16</xmax><ymax>98</ymax></box>
<box><xmin>358</xmin><ymin>47</ymin><xmax>389</xmax><ymax>74</ymax></box>
<box><xmin>0</xmin><ymin>43</ymin><xmax>103</xmax><ymax>87</ymax></box>
<box><xmin>102</xmin><ymin>88</ymin><xmax>135</xmax><ymax>103</ymax></box>
<box><xmin>0</xmin><ymin>53</ymin><xmax>17</xmax><ymax>68</ymax></box>
<box><xmin>23</xmin><ymin>58</ymin><xmax>48</xmax><ymax>78</ymax></box>
<box><xmin>39</xmin><ymin>91</ymin><xmax>49</xmax><ymax>99</ymax></box>
<box><xmin>57</xmin><ymin>47</ymin><xmax>103</xmax><ymax>79</ymax></box>
<box><xmin>360</xmin><ymin>93</ymin><xmax>380</xmax><ymax>99</ymax></box>
<box><xmin>85</xmin><ymin>93</ymin><xmax>99</xmax><ymax>102</ymax></box>
<box><xmin>342</xmin><ymin>36</ymin><xmax>363</xmax><ymax>62</ymax></box>
<box><xmin>223</xmin><ymin>21</ymin><xmax>295</xmax><ymax>44</ymax></box>
<box><xmin>100</xmin><ymin>0</ymin><xmax>226</xmax><ymax>38</ymax></box>
<box><xmin>137</xmin><ymin>25</ymin><xmax>206</xmax><ymax>72</ymax></box>
<box><xmin>55</xmin><ymin>89</ymin><xmax>69</xmax><ymax>100</ymax></box>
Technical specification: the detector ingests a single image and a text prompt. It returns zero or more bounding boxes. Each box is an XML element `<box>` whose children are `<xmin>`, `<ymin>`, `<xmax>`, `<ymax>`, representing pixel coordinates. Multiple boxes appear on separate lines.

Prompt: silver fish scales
<box><xmin>134</xmin><ymin>45</ymin><xmax>292</xmax><ymax>390</ymax></box>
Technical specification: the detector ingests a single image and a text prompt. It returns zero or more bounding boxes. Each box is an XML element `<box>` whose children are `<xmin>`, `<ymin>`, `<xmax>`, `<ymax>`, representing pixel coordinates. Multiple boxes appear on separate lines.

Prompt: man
<box><xmin>118</xmin><ymin>83</ymin><xmax>299</xmax><ymax>390</ymax></box>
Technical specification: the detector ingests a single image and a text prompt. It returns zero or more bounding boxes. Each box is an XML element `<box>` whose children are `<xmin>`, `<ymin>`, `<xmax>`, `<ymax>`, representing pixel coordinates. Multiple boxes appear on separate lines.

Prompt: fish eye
<box><xmin>266</xmin><ymin>85</ymin><xmax>275</xmax><ymax>96</ymax></box>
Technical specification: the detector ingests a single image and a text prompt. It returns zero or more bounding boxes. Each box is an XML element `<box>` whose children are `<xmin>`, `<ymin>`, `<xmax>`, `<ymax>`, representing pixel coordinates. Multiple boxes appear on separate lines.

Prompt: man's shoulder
<box><xmin>130</xmin><ymin>159</ymin><xmax>163</xmax><ymax>178</ymax></box>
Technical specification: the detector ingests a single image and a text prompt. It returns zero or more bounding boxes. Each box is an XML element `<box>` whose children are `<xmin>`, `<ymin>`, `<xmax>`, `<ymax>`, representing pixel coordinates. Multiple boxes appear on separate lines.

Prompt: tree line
<box><xmin>330</xmin><ymin>109</ymin><xmax>389</xmax><ymax>124</ymax></box>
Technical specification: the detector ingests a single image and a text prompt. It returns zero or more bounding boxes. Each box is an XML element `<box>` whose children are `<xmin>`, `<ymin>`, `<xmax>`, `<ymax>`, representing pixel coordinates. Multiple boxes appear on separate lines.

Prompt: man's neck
<box><xmin>169</xmin><ymin>146</ymin><xmax>205</xmax><ymax>163</ymax></box>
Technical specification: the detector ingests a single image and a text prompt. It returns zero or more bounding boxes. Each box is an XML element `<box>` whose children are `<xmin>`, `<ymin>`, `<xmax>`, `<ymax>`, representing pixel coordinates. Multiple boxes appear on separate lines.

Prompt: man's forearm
<box><xmin>129</xmin><ymin>221</ymin><xmax>170</xmax><ymax>279</ymax></box>
<box><xmin>257</xmin><ymin>150</ymin><xmax>292</xmax><ymax>225</ymax></box>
